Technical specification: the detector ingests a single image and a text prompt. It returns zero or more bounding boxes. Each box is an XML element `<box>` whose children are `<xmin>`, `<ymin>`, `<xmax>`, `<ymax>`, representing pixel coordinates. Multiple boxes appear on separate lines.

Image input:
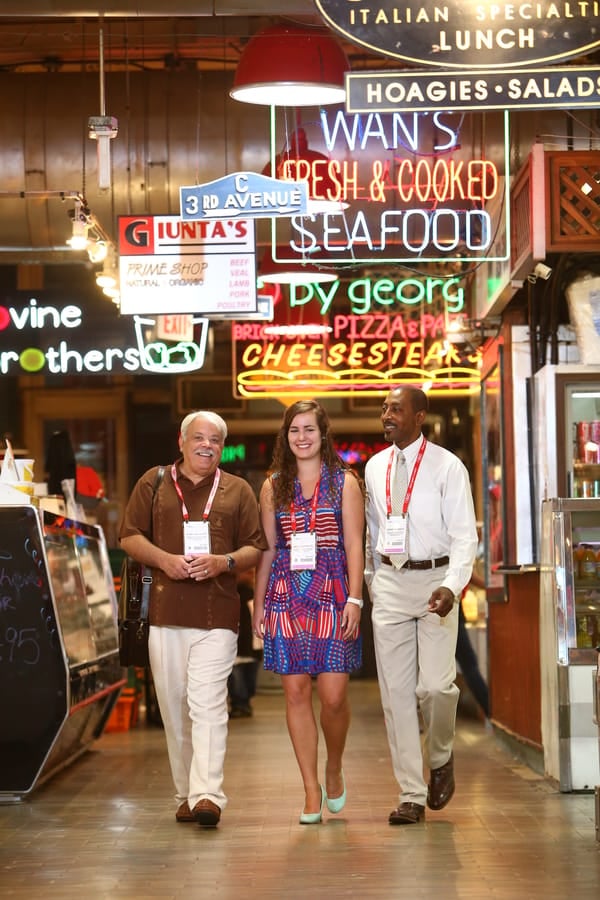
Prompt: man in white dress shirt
<box><xmin>365</xmin><ymin>386</ymin><xmax>478</xmax><ymax>824</ymax></box>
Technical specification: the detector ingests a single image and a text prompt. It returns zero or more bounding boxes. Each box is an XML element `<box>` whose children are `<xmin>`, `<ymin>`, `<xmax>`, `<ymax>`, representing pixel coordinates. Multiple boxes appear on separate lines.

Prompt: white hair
<box><xmin>180</xmin><ymin>411</ymin><xmax>228</xmax><ymax>441</ymax></box>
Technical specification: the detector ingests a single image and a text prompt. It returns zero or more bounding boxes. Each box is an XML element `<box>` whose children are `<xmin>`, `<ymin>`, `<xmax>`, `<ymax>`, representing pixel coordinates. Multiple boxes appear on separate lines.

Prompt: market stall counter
<box><xmin>0</xmin><ymin>505</ymin><xmax>125</xmax><ymax>802</ymax></box>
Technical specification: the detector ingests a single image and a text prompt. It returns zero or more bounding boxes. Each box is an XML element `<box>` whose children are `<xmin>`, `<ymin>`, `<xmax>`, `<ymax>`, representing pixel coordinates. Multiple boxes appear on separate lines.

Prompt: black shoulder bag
<box><xmin>118</xmin><ymin>466</ymin><xmax>165</xmax><ymax>668</ymax></box>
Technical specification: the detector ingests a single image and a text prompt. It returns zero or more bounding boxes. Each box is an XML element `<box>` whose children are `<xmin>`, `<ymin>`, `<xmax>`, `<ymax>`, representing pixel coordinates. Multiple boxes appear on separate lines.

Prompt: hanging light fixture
<box><xmin>66</xmin><ymin>198</ymin><xmax>91</xmax><ymax>250</ymax></box>
<box><xmin>230</xmin><ymin>24</ymin><xmax>349</xmax><ymax>107</ymax></box>
<box><xmin>87</xmin><ymin>238</ymin><xmax>108</xmax><ymax>264</ymax></box>
<box><xmin>259</xmin><ymin>243</ymin><xmax>338</xmax><ymax>286</ymax></box>
<box><xmin>95</xmin><ymin>243</ymin><xmax>119</xmax><ymax>292</ymax></box>
<box><xmin>88</xmin><ymin>27</ymin><xmax>118</xmax><ymax>191</ymax></box>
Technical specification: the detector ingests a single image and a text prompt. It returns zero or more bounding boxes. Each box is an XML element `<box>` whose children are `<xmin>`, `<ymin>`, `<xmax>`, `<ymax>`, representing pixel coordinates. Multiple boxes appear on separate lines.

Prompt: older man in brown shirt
<box><xmin>120</xmin><ymin>410</ymin><xmax>266</xmax><ymax>828</ymax></box>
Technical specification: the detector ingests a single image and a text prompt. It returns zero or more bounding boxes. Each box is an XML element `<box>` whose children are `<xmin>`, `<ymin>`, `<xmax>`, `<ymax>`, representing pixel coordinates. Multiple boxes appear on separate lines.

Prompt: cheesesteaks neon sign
<box><xmin>270</xmin><ymin>108</ymin><xmax>510</xmax><ymax>265</ymax></box>
<box><xmin>233</xmin><ymin>278</ymin><xmax>480</xmax><ymax>399</ymax></box>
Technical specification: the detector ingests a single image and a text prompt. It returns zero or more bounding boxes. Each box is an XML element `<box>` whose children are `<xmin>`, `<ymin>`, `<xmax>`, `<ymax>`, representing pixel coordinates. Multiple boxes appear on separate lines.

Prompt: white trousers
<box><xmin>148</xmin><ymin>625</ymin><xmax>238</xmax><ymax>811</ymax></box>
<box><xmin>370</xmin><ymin>564</ymin><xmax>459</xmax><ymax>807</ymax></box>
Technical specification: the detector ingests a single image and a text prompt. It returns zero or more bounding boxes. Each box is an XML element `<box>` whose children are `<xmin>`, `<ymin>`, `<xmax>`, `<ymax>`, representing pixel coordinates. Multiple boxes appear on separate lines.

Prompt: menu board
<box><xmin>0</xmin><ymin>506</ymin><xmax>69</xmax><ymax>793</ymax></box>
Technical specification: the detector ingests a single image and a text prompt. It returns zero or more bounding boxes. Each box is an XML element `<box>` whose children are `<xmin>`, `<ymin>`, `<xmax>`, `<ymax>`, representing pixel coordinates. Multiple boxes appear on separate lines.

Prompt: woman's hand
<box><xmin>341</xmin><ymin>601</ymin><xmax>361</xmax><ymax>640</ymax></box>
<box><xmin>252</xmin><ymin>607</ymin><xmax>265</xmax><ymax>641</ymax></box>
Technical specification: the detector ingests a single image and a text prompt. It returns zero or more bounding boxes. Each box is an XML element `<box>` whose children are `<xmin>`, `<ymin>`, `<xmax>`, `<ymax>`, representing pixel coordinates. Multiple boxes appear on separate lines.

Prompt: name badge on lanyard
<box><xmin>383</xmin><ymin>515</ymin><xmax>407</xmax><ymax>554</ymax></box>
<box><xmin>382</xmin><ymin>438</ymin><xmax>427</xmax><ymax>555</ymax></box>
<box><xmin>184</xmin><ymin>519</ymin><xmax>211</xmax><ymax>555</ymax></box>
<box><xmin>289</xmin><ymin>471</ymin><xmax>321</xmax><ymax>571</ymax></box>
<box><xmin>172</xmin><ymin>463</ymin><xmax>221</xmax><ymax>556</ymax></box>
<box><xmin>290</xmin><ymin>531</ymin><xmax>317</xmax><ymax>571</ymax></box>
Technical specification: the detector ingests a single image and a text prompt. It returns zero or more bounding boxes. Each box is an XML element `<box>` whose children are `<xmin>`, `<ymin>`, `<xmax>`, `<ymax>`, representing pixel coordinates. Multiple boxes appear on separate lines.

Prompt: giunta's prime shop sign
<box><xmin>314</xmin><ymin>1</ymin><xmax>600</xmax><ymax>68</ymax></box>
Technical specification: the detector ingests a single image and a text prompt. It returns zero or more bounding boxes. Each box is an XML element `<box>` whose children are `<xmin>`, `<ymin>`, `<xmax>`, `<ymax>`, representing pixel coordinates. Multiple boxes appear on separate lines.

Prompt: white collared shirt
<box><xmin>364</xmin><ymin>435</ymin><xmax>478</xmax><ymax>598</ymax></box>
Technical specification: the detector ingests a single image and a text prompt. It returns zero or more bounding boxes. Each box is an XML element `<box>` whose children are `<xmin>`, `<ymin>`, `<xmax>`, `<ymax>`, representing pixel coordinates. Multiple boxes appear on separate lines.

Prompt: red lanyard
<box><xmin>289</xmin><ymin>472</ymin><xmax>321</xmax><ymax>533</ymax></box>
<box><xmin>170</xmin><ymin>463</ymin><xmax>221</xmax><ymax>523</ymax></box>
<box><xmin>385</xmin><ymin>437</ymin><xmax>427</xmax><ymax>518</ymax></box>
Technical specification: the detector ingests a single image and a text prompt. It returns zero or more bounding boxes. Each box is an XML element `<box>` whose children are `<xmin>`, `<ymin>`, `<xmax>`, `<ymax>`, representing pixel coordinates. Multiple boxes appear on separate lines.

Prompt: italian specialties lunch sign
<box><xmin>314</xmin><ymin>1</ymin><xmax>600</xmax><ymax>69</ymax></box>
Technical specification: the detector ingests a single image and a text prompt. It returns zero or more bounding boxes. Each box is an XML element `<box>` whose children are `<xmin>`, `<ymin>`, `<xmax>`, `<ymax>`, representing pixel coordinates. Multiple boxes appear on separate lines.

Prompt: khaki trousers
<box><xmin>149</xmin><ymin>625</ymin><xmax>237</xmax><ymax>811</ymax></box>
<box><xmin>371</xmin><ymin>564</ymin><xmax>459</xmax><ymax>807</ymax></box>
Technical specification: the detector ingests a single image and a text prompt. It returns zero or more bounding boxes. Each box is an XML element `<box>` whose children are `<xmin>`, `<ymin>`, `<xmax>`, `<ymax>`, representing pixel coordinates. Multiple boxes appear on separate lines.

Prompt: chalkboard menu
<box><xmin>0</xmin><ymin>506</ymin><xmax>69</xmax><ymax>795</ymax></box>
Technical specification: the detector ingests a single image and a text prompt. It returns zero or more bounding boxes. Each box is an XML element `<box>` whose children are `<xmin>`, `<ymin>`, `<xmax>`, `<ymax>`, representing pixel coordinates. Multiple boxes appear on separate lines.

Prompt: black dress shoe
<box><xmin>229</xmin><ymin>705</ymin><xmax>252</xmax><ymax>719</ymax></box>
<box><xmin>427</xmin><ymin>753</ymin><xmax>455</xmax><ymax>810</ymax></box>
<box><xmin>193</xmin><ymin>798</ymin><xmax>221</xmax><ymax>828</ymax></box>
<box><xmin>389</xmin><ymin>802</ymin><xmax>425</xmax><ymax>824</ymax></box>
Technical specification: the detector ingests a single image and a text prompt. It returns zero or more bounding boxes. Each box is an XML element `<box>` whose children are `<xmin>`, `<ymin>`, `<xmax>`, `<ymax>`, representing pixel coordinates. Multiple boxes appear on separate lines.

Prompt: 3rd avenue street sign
<box><xmin>180</xmin><ymin>172</ymin><xmax>309</xmax><ymax>220</ymax></box>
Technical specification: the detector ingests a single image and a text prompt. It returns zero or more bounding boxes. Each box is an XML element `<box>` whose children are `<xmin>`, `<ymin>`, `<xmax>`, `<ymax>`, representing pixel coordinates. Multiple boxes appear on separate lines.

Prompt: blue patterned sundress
<box><xmin>263</xmin><ymin>466</ymin><xmax>362</xmax><ymax>675</ymax></box>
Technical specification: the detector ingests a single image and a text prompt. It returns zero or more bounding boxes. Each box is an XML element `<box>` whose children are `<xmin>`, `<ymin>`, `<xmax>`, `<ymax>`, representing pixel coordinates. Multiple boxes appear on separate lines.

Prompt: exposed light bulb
<box><xmin>88</xmin><ymin>240</ymin><xmax>108</xmax><ymax>264</ymax></box>
<box><xmin>96</xmin><ymin>271</ymin><xmax>116</xmax><ymax>288</ymax></box>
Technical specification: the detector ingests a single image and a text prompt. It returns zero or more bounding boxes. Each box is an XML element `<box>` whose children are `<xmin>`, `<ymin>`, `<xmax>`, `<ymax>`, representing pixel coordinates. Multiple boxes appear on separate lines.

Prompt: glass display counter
<box><xmin>0</xmin><ymin>505</ymin><xmax>125</xmax><ymax>802</ymax></box>
<box><xmin>540</xmin><ymin>498</ymin><xmax>600</xmax><ymax>792</ymax></box>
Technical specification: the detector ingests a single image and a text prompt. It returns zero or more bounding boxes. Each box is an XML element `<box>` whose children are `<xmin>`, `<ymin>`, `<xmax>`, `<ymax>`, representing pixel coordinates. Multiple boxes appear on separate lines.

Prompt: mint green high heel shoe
<box><xmin>326</xmin><ymin>770</ymin><xmax>346</xmax><ymax>814</ymax></box>
<box><xmin>299</xmin><ymin>785</ymin><xmax>326</xmax><ymax>825</ymax></box>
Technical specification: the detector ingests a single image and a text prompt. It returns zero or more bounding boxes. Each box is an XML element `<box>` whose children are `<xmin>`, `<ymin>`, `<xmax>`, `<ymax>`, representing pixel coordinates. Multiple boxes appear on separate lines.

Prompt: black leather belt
<box><xmin>380</xmin><ymin>555</ymin><xmax>449</xmax><ymax>570</ymax></box>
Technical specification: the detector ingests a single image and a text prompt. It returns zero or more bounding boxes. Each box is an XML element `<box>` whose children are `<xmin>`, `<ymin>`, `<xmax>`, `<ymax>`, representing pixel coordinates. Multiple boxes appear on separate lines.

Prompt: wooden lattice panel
<box><xmin>510</xmin><ymin>156</ymin><xmax>533</xmax><ymax>274</ymax></box>
<box><xmin>547</xmin><ymin>151</ymin><xmax>600</xmax><ymax>251</ymax></box>
<box><xmin>509</xmin><ymin>144</ymin><xmax>546</xmax><ymax>280</ymax></box>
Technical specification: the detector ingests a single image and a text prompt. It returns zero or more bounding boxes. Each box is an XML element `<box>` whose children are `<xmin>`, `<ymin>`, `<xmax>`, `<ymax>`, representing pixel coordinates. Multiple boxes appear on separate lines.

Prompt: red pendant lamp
<box><xmin>230</xmin><ymin>24</ymin><xmax>349</xmax><ymax>107</ymax></box>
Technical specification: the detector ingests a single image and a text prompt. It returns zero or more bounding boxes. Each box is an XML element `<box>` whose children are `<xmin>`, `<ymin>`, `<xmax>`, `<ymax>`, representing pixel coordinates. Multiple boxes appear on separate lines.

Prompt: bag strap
<box><xmin>148</xmin><ymin>465</ymin><xmax>165</xmax><ymax>541</ymax></box>
<box><xmin>140</xmin><ymin>465</ymin><xmax>165</xmax><ymax>621</ymax></box>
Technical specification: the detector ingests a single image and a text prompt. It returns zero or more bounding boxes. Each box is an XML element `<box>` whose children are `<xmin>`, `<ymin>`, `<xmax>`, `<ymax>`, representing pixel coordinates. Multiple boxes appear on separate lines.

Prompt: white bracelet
<box><xmin>346</xmin><ymin>595</ymin><xmax>364</xmax><ymax>609</ymax></box>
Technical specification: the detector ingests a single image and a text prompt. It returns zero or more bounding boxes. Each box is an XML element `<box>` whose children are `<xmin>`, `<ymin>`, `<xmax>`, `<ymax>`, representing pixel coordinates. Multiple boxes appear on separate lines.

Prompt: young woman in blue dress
<box><xmin>253</xmin><ymin>400</ymin><xmax>365</xmax><ymax>824</ymax></box>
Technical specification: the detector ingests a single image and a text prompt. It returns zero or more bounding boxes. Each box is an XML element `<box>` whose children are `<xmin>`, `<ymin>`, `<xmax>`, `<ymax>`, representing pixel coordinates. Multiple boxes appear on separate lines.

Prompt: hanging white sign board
<box><xmin>118</xmin><ymin>214</ymin><xmax>257</xmax><ymax>316</ymax></box>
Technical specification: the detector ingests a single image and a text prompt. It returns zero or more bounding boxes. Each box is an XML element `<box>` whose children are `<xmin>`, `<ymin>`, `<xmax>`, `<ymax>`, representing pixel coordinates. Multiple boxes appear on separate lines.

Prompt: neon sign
<box><xmin>232</xmin><ymin>282</ymin><xmax>482</xmax><ymax>399</ymax></box>
<box><xmin>270</xmin><ymin>108</ymin><xmax>510</xmax><ymax>265</ymax></box>
<box><xmin>289</xmin><ymin>276</ymin><xmax>465</xmax><ymax>315</ymax></box>
<box><xmin>0</xmin><ymin>298</ymin><xmax>210</xmax><ymax>376</ymax></box>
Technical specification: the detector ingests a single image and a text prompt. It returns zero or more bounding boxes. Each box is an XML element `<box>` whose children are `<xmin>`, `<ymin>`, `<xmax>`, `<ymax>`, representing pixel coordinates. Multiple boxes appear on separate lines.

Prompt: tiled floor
<box><xmin>0</xmin><ymin>679</ymin><xmax>598</xmax><ymax>899</ymax></box>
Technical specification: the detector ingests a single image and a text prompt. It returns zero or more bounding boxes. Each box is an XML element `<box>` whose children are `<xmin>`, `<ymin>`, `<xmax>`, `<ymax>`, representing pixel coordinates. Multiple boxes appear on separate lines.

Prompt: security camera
<box><xmin>534</xmin><ymin>262</ymin><xmax>552</xmax><ymax>280</ymax></box>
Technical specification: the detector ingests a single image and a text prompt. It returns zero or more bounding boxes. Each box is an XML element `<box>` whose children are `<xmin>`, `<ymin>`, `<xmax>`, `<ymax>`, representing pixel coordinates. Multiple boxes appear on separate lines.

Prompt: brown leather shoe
<box><xmin>427</xmin><ymin>753</ymin><xmax>455</xmax><ymax>810</ymax></box>
<box><xmin>193</xmin><ymin>798</ymin><xmax>221</xmax><ymax>828</ymax></box>
<box><xmin>389</xmin><ymin>802</ymin><xmax>425</xmax><ymax>824</ymax></box>
<box><xmin>175</xmin><ymin>801</ymin><xmax>196</xmax><ymax>823</ymax></box>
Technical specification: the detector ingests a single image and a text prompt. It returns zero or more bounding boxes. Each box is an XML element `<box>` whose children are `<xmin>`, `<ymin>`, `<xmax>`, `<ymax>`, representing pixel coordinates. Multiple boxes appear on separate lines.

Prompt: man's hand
<box><xmin>428</xmin><ymin>586</ymin><xmax>455</xmax><ymax>618</ymax></box>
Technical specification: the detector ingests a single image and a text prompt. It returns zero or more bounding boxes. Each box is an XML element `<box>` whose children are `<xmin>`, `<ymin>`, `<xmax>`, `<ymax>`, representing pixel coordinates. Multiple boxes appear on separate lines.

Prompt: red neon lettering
<box><xmin>395</xmin><ymin>158</ymin><xmax>498</xmax><ymax>203</ymax></box>
<box><xmin>396</xmin><ymin>159</ymin><xmax>414</xmax><ymax>203</ymax></box>
<box><xmin>431</xmin><ymin>159</ymin><xmax>450</xmax><ymax>203</ymax></box>
<box><xmin>282</xmin><ymin>159</ymin><xmax>359</xmax><ymax>203</ymax></box>
<box><xmin>467</xmin><ymin>161</ymin><xmax>497</xmax><ymax>200</ymax></box>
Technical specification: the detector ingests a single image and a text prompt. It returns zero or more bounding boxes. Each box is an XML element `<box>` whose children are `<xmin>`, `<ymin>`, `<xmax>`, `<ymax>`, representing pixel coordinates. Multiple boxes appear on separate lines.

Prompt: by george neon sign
<box><xmin>289</xmin><ymin>275</ymin><xmax>465</xmax><ymax>315</ymax></box>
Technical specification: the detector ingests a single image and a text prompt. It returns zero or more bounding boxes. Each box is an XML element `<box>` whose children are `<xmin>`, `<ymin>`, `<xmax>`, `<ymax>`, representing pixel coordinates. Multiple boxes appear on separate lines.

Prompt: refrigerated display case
<box><xmin>540</xmin><ymin>497</ymin><xmax>600</xmax><ymax>791</ymax></box>
<box><xmin>0</xmin><ymin>505</ymin><xmax>125</xmax><ymax>802</ymax></box>
<box><xmin>534</xmin><ymin>364</ymin><xmax>600</xmax><ymax>518</ymax></box>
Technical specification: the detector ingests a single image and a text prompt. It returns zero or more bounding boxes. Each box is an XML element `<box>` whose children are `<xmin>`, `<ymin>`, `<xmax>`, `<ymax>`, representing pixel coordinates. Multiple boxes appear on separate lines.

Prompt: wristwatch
<box><xmin>225</xmin><ymin>554</ymin><xmax>235</xmax><ymax>571</ymax></box>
